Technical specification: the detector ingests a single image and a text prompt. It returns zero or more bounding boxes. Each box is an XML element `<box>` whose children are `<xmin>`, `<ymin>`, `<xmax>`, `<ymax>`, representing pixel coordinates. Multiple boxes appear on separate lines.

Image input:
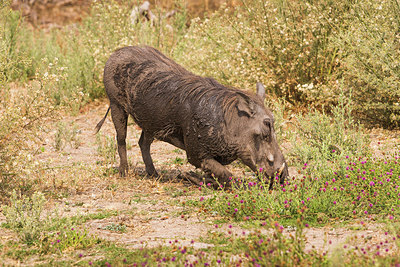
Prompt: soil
<box><xmin>1</xmin><ymin>100</ymin><xmax>397</xmax><ymax>258</ymax></box>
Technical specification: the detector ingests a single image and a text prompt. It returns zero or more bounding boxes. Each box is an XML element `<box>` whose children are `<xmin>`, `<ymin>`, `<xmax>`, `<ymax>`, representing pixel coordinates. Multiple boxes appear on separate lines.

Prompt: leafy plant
<box><xmin>289</xmin><ymin>87</ymin><xmax>370</xmax><ymax>175</ymax></box>
<box><xmin>103</xmin><ymin>223</ymin><xmax>127</xmax><ymax>233</ymax></box>
<box><xmin>54</xmin><ymin>122</ymin><xmax>81</xmax><ymax>151</ymax></box>
<box><xmin>172</xmin><ymin>156</ymin><xmax>185</xmax><ymax>165</ymax></box>
<box><xmin>2</xmin><ymin>190</ymin><xmax>100</xmax><ymax>253</ymax></box>
<box><xmin>332</xmin><ymin>0</ymin><xmax>400</xmax><ymax>127</ymax></box>
<box><xmin>0</xmin><ymin>81</ymin><xmax>59</xmax><ymax>202</ymax></box>
<box><xmin>2</xmin><ymin>191</ymin><xmax>49</xmax><ymax>245</ymax></box>
<box><xmin>40</xmin><ymin>227</ymin><xmax>98</xmax><ymax>254</ymax></box>
<box><xmin>0</xmin><ymin>1</ymin><xmax>31</xmax><ymax>82</ymax></box>
<box><xmin>176</xmin><ymin>0</ymin><xmax>345</xmax><ymax>103</ymax></box>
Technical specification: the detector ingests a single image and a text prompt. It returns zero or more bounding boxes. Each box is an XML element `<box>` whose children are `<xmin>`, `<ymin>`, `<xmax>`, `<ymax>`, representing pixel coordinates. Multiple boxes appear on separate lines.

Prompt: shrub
<box><xmin>0</xmin><ymin>3</ymin><xmax>61</xmax><ymax>202</ymax></box>
<box><xmin>289</xmin><ymin>87</ymin><xmax>370</xmax><ymax>175</ymax></box>
<box><xmin>23</xmin><ymin>0</ymin><xmax>187</xmax><ymax>105</ymax></box>
<box><xmin>2</xmin><ymin>190</ymin><xmax>98</xmax><ymax>253</ymax></box>
<box><xmin>0</xmin><ymin>46</ymin><xmax>61</xmax><ymax>203</ymax></box>
<box><xmin>2</xmin><ymin>1</ymin><xmax>188</xmax><ymax>110</ymax></box>
<box><xmin>176</xmin><ymin>0</ymin><xmax>346</xmax><ymax>102</ymax></box>
<box><xmin>0</xmin><ymin>80</ymin><xmax>59</xmax><ymax>202</ymax></box>
<box><xmin>0</xmin><ymin>1</ymin><xmax>31</xmax><ymax>83</ymax></box>
<box><xmin>2</xmin><ymin>191</ymin><xmax>48</xmax><ymax>245</ymax></box>
<box><xmin>6</xmin><ymin>0</ymin><xmax>400</xmax><ymax>129</ymax></box>
<box><xmin>332</xmin><ymin>0</ymin><xmax>400</xmax><ymax>127</ymax></box>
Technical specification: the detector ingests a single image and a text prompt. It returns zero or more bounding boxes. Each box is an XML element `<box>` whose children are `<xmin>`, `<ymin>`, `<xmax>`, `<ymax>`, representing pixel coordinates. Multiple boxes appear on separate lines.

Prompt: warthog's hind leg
<box><xmin>110</xmin><ymin>103</ymin><xmax>128</xmax><ymax>176</ymax></box>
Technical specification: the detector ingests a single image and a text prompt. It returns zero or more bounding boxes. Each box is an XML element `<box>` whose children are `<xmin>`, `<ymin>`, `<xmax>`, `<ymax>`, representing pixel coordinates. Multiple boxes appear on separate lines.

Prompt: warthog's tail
<box><xmin>94</xmin><ymin>107</ymin><xmax>110</xmax><ymax>134</ymax></box>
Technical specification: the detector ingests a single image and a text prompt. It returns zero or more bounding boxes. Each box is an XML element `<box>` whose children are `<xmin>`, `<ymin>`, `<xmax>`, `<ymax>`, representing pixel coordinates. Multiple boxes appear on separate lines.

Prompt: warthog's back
<box><xmin>103</xmin><ymin>46</ymin><xmax>238</xmax><ymax>137</ymax></box>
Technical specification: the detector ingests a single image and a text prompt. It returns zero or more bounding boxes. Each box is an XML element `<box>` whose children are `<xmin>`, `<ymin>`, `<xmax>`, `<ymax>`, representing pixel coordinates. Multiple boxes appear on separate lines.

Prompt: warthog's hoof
<box><xmin>119</xmin><ymin>164</ymin><xmax>129</xmax><ymax>177</ymax></box>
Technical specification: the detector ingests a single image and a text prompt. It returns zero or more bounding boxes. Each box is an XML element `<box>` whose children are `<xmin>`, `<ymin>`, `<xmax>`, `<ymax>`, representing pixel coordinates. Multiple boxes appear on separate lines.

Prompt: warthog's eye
<box><xmin>261</xmin><ymin>119</ymin><xmax>272</xmax><ymax>141</ymax></box>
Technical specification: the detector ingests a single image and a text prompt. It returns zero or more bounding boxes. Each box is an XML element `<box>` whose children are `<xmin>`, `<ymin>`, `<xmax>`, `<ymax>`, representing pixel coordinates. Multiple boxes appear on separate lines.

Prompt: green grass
<box><xmin>55</xmin><ymin>210</ymin><xmax>120</xmax><ymax>227</ymax></box>
<box><xmin>195</xmin><ymin>149</ymin><xmax>400</xmax><ymax>227</ymax></box>
<box><xmin>37</xmin><ymin>220</ymin><xmax>397</xmax><ymax>267</ymax></box>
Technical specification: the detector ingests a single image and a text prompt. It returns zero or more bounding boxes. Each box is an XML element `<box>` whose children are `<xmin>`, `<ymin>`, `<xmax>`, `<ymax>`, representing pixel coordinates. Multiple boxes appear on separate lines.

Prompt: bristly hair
<box><xmin>113</xmin><ymin>45</ymin><xmax>263</xmax><ymax>122</ymax></box>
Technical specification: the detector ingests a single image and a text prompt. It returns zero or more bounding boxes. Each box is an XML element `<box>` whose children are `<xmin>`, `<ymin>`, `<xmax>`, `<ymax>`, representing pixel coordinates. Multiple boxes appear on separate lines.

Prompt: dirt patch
<box><xmin>87</xmin><ymin>214</ymin><xmax>213</xmax><ymax>249</ymax></box>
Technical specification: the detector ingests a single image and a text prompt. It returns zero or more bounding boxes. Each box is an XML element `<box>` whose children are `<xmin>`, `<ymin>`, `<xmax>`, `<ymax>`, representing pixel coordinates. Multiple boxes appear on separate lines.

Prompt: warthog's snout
<box><xmin>261</xmin><ymin>162</ymin><xmax>288</xmax><ymax>189</ymax></box>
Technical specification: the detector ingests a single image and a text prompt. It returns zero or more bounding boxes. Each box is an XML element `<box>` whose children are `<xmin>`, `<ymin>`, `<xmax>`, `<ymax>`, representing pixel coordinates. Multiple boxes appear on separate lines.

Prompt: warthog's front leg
<box><xmin>178</xmin><ymin>158</ymin><xmax>232</xmax><ymax>189</ymax></box>
<box><xmin>200</xmin><ymin>158</ymin><xmax>232</xmax><ymax>188</ymax></box>
<box><xmin>138</xmin><ymin>131</ymin><xmax>158</xmax><ymax>177</ymax></box>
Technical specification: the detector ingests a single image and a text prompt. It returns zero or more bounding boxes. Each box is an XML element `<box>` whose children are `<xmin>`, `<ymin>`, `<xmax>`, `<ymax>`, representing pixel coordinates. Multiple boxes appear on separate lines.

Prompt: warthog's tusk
<box><xmin>278</xmin><ymin>163</ymin><xmax>285</xmax><ymax>175</ymax></box>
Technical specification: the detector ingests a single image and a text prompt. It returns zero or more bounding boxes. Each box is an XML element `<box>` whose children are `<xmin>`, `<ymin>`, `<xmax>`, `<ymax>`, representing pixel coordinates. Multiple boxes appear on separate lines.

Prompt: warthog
<box><xmin>95</xmin><ymin>46</ymin><xmax>288</xmax><ymax>188</ymax></box>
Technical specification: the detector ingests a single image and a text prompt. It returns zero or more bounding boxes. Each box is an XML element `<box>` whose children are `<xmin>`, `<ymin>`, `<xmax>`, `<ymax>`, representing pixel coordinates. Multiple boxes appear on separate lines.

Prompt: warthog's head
<box><xmin>233</xmin><ymin>83</ymin><xmax>288</xmax><ymax>189</ymax></box>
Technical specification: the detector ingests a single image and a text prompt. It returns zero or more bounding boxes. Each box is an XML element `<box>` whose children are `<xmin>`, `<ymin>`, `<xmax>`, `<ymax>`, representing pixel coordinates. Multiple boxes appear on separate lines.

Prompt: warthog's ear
<box><xmin>236</xmin><ymin>98</ymin><xmax>256</xmax><ymax>117</ymax></box>
<box><xmin>256</xmin><ymin>82</ymin><xmax>266</xmax><ymax>101</ymax></box>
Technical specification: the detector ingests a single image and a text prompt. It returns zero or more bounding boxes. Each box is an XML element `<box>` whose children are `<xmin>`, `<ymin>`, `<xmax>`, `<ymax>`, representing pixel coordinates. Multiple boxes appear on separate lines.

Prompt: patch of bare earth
<box><xmin>28</xmin><ymin>101</ymin><xmax>400</xmax><ymax>254</ymax></box>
